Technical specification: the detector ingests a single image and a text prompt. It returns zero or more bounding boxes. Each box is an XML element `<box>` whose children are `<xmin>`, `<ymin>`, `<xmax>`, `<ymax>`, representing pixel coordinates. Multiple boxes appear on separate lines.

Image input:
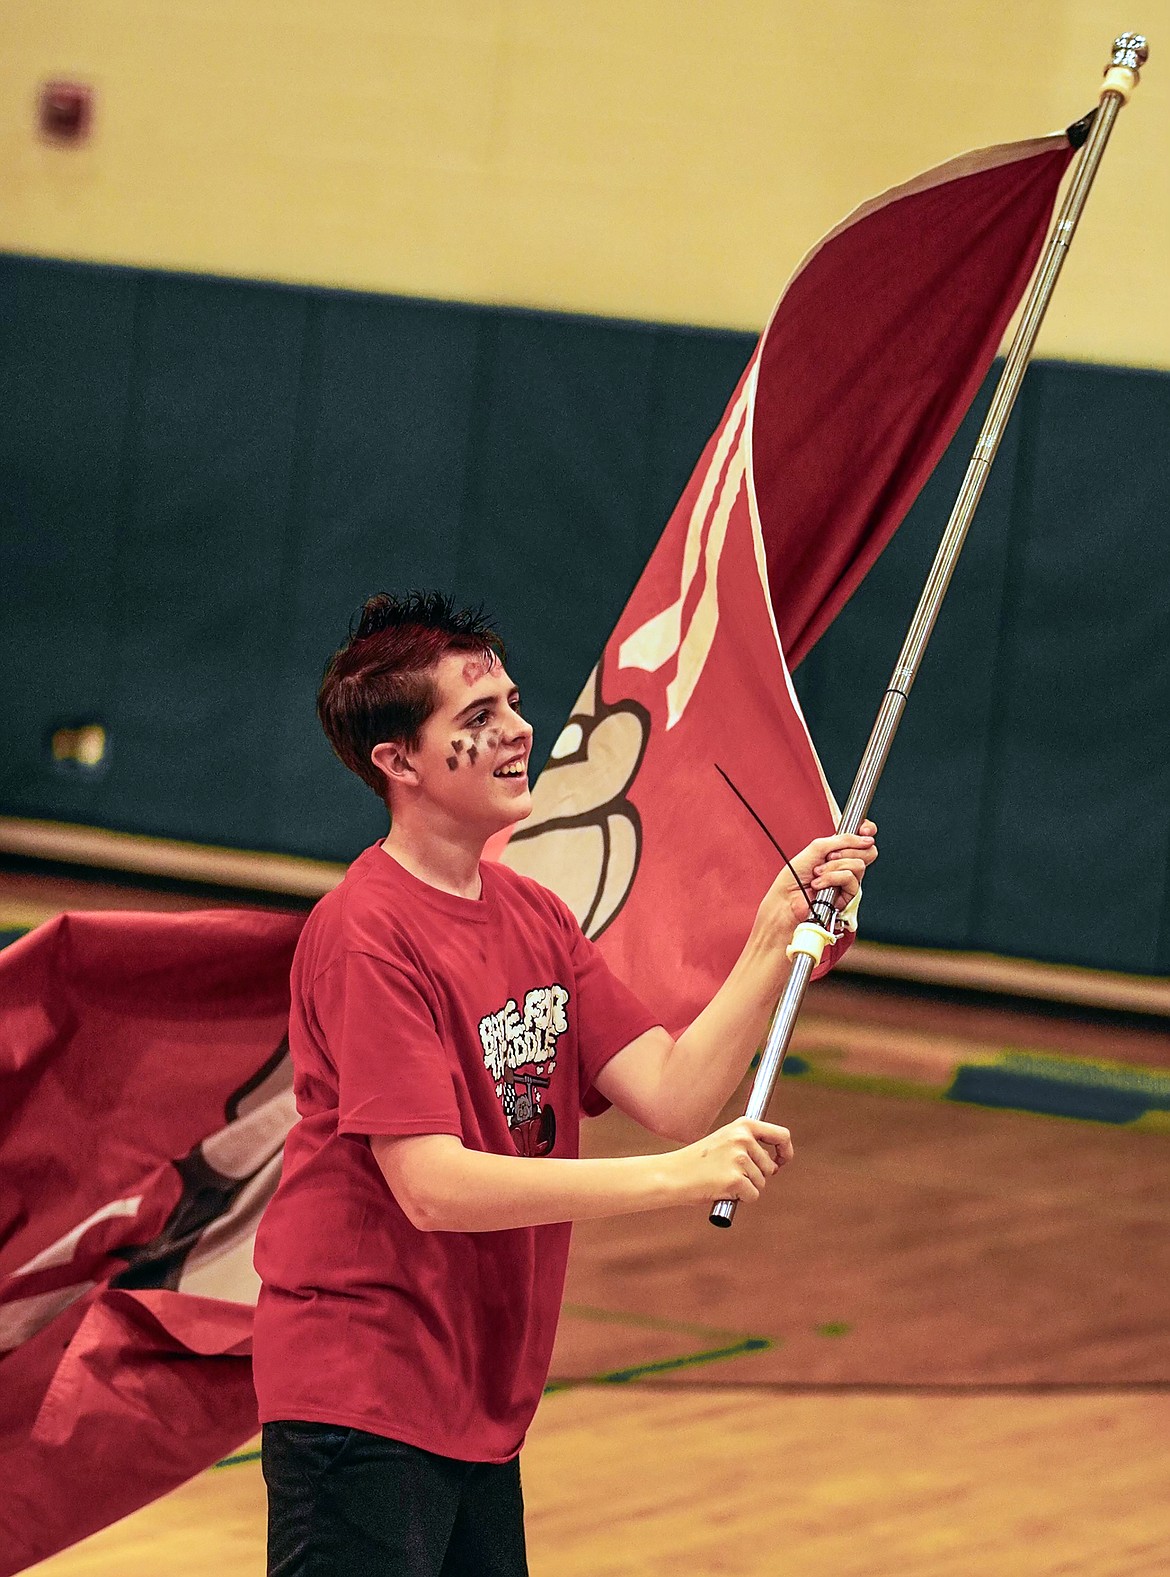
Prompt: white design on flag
<box><xmin>8</xmin><ymin>1196</ymin><xmax>144</xmax><ymax>1277</ymax></box>
<box><xmin>0</xmin><ymin>1052</ymin><xmax>296</xmax><ymax>1353</ymax></box>
<box><xmin>0</xmin><ymin>1281</ymin><xmax>97</xmax><ymax>1353</ymax></box>
<box><xmin>0</xmin><ymin>1196</ymin><xmax>146</xmax><ymax>1352</ymax></box>
<box><xmin>617</xmin><ymin>384</ymin><xmax>750</xmax><ymax>729</ymax></box>
<box><xmin>550</xmin><ymin>720</ymin><xmax>583</xmax><ymax>759</ymax></box>
<box><xmin>665</xmin><ymin>441</ymin><xmax>745</xmax><ymax>728</ymax></box>
<box><xmin>176</xmin><ymin>1150</ymin><xmax>285</xmax><ymax>1303</ymax></box>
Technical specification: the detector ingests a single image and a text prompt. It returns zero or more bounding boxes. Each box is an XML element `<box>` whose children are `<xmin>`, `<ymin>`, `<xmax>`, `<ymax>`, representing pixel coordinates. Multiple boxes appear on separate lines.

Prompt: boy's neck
<box><xmin>381</xmin><ymin>820</ymin><xmax>487</xmax><ymax>901</ymax></box>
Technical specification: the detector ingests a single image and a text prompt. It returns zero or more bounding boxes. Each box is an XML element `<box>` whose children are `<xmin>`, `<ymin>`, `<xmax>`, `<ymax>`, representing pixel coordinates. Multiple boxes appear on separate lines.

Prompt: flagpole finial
<box><xmin>1102</xmin><ymin>33</ymin><xmax>1148</xmax><ymax>100</ymax></box>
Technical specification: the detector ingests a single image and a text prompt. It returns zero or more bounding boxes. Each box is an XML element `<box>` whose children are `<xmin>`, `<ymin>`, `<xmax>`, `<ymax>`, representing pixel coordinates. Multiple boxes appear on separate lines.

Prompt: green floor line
<box><xmin>545</xmin><ymin>1335</ymin><xmax>772</xmax><ymax>1391</ymax></box>
<box><xmin>561</xmin><ymin>1300</ymin><xmax>757</xmax><ymax>1343</ymax></box>
<box><xmin>213</xmin><ymin>1449</ymin><xmax>261</xmax><ymax>1470</ymax></box>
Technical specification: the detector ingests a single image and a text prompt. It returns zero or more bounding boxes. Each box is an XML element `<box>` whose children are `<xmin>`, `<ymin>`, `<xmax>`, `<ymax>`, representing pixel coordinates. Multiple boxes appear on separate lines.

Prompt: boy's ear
<box><xmin>371</xmin><ymin>740</ymin><xmax>417</xmax><ymax>789</ymax></box>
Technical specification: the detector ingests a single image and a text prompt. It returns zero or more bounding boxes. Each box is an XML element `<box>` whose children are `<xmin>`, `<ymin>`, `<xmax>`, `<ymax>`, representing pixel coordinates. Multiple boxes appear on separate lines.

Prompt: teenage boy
<box><xmin>253</xmin><ymin>591</ymin><xmax>877</xmax><ymax>1577</ymax></box>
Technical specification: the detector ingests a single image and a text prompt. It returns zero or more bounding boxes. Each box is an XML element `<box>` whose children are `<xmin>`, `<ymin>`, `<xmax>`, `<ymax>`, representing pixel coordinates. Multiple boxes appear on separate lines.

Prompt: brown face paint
<box><xmin>461</xmin><ymin>654</ymin><xmax>493</xmax><ymax>687</ymax></box>
<box><xmin>446</xmin><ymin>755</ymin><xmax>459</xmax><ymax>771</ymax></box>
<box><xmin>467</xmin><ymin>743</ymin><xmax>478</xmax><ymax>766</ymax></box>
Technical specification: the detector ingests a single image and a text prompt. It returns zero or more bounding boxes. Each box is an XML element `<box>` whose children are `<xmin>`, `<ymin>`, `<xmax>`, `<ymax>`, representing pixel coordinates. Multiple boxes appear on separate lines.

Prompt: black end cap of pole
<box><xmin>1066</xmin><ymin>108</ymin><xmax>1098</xmax><ymax>148</ymax></box>
<box><xmin>709</xmin><ymin>1211</ymin><xmax>732</xmax><ymax>1228</ymax></box>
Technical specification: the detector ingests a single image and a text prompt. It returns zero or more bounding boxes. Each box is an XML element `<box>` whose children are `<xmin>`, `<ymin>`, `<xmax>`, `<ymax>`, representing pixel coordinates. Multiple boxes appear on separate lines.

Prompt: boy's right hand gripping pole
<box><xmin>708</xmin><ymin>912</ymin><xmax>838</xmax><ymax>1227</ymax></box>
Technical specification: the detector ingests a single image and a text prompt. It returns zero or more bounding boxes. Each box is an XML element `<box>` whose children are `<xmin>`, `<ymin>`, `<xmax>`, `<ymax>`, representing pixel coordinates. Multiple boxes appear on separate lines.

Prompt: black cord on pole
<box><xmin>713</xmin><ymin>763</ymin><xmax>819</xmax><ymax>916</ymax></box>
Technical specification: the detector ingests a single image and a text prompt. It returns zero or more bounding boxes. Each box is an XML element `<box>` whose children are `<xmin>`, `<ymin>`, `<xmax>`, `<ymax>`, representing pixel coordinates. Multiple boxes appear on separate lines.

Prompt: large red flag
<box><xmin>497</xmin><ymin>132</ymin><xmax>1076</xmax><ymax>1032</ymax></box>
<box><xmin>0</xmin><ymin>128</ymin><xmax>1076</xmax><ymax>1571</ymax></box>
<box><xmin>0</xmin><ymin>910</ymin><xmax>303</xmax><ymax>1576</ymax></box>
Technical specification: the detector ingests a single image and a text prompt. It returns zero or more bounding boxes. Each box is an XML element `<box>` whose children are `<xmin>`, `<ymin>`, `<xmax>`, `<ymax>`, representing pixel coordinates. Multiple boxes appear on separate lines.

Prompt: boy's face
<box><xmin>386</xmin><ymin>651</ymin><xmax>534</xmax><ymax>835</ymax></box>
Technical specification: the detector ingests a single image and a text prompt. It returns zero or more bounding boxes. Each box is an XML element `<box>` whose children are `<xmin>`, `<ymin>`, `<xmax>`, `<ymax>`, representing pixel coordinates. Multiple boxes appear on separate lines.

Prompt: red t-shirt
<box><xmin>252</xmin><ymin>842</ymin><xmax>658</xmax><ymax>1462</ymax></box>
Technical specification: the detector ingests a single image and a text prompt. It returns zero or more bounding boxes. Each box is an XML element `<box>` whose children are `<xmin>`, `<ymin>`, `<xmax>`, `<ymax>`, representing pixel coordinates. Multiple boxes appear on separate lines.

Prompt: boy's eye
<box><xmin>470</xmin><ymin>711</ymin><xmax>489</xmax><ymax>727</ymax></box>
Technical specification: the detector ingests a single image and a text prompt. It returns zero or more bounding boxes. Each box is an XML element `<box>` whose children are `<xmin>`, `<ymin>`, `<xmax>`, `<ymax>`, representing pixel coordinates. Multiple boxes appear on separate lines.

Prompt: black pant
<box><xmin>262</xmin><ymin>1421</ymin><xmax>529</xmax><ymax>1577</ymax></box>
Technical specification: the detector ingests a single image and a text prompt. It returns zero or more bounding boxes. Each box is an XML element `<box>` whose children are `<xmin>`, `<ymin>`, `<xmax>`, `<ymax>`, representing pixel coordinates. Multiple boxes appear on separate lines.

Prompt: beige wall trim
<box><xmin>3</xmin><ymin>817</ymin><xmax>1167</xmax><ymax>1016</ymax></box>
<box><xmin>838</xmin><ymin>941</ymin><xmax>1170</xmax><ymax>1019</ymax></box>
<box><xmin>0</xmin><ymin>817</ymin><xmax>345</xmax><ymax>900</ymax></box>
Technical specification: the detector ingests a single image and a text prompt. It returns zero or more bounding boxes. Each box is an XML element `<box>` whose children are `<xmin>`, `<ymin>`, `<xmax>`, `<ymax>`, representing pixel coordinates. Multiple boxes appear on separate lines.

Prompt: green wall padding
<box><xmin>1</xmin><ymin>254</ymin><xmax>1167</xmax><ymax>974</ymax></box>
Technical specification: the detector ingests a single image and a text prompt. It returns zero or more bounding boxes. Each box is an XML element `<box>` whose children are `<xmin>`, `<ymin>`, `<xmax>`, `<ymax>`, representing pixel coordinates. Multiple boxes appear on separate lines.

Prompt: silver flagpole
<box><xmin>710</xmin><ymin>32</ymin><xmax>1149</xmax><ymax>1229</ymax></box>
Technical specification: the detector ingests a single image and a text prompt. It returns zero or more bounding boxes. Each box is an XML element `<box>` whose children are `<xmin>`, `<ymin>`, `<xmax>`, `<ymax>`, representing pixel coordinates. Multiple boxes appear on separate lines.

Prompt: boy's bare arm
<box><xmin>369</xmin><ymin>1119</ymin><xmax>792</xmax><ymax>1233</ymax></box>
<box><xmin>593</xmin><ymin>932</ymin><xmax>787</xmax><ymax>1144</ymax></box>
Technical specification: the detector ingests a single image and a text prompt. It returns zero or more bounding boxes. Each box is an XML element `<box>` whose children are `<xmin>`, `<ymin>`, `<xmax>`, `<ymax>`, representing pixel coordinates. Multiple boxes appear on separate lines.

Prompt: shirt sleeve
<box><xmin>566</xmin><ymin>922</ymin><xmax>661</xmax><ymax>1118</ymax></box>
<box><xmin>314</xmin><ymin>949</ymin><xmax>463</xmax><ymax>1140</ymax></box>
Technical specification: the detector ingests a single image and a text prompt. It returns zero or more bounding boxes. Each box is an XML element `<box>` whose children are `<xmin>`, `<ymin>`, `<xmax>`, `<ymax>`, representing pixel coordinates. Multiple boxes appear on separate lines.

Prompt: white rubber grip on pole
<box><xmin>785</xmin><ymin>921</ymin><xmax>837</xmax><ymax>967</ymax></box>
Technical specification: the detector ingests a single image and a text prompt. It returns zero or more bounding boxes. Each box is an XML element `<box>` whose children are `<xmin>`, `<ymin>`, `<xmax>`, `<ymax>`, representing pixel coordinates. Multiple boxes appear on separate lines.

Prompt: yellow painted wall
<box><xmin>0</xmin><ymin>1</ymin><xmax>1165</xmax><ymax>366</ymax></box>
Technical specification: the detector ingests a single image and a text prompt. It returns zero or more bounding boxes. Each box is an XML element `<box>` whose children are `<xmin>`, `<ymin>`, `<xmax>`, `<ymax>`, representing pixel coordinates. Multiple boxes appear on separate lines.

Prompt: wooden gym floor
<box><xmin>7</xmin><ymin>867</ymin><xmax>1169</xmax><ymax>1576</ymax></box>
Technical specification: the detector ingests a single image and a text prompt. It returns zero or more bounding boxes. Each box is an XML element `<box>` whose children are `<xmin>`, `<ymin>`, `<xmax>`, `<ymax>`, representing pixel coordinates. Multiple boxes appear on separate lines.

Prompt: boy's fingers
<box><xmin>812</xmin><ymin>860</ymin><xmax>869</xmax><ymax>891</ymax></box>
<box><xmin>814</xmin><ymin>856</ymin><xmax>870</xmax><ymax>876</ymax></box>
<box><xmin>747</xmin><ymin>1119</ymin><xmax>790</xmax><ymax>1142</ymax></box>
<box><xmin>744</xmin><ymin>1138</ymin><xmax>778</xmax><ymax>1176</ymax></box>
<box><xmin>808</xmin><ymin>833</ymin><xmax>873</xmax><ymax>859</ymax></box>
<box><xmin>746</xmin><ymin>1120</ymin><xmax>794</xmax><ymax>1162</ymax></box>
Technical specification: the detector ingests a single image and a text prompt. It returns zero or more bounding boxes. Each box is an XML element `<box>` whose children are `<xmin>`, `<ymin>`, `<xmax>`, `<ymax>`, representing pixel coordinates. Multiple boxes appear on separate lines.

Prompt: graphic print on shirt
<box><xmin>478</xmin><ymin>985</ymin><xmax>569</xmax><ymax>1157</ymax></box>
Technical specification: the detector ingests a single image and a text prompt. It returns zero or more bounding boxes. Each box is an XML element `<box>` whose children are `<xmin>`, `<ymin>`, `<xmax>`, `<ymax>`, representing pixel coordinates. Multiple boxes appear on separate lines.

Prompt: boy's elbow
<box><xmin>397</xmin><ymin>1182</ymin><xmax>469</xmax><ymax>1232</ymax></box>
<box><xmin>398</xmin><ymin>1188</ymin><xmax>442</xmax><ymax>1231</ymax></box>
<box><xmin>371</xmin><ymin>1134</ymin><xmax>464</xmax><ymax>1231</ymax></box>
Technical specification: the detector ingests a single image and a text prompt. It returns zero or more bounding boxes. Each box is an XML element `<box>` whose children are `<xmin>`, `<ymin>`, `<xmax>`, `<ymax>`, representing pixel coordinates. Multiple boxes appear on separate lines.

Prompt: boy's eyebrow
<box><xmin>453</xmin><ymin>687</ymin><xmax>519</xmax><ymax>722</ymax></box>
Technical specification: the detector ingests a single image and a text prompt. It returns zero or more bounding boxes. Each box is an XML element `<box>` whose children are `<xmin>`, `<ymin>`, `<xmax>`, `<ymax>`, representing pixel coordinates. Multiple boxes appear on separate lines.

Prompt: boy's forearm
<box><xmin>379</xmin><ymin>1135</ymin><xmax>684</xmax><ymax>1232</ymax></box>
<box><xmin>657</xmin><ymin>929</ymin><xmax>788</xmax><ymax>1138</ymax></box>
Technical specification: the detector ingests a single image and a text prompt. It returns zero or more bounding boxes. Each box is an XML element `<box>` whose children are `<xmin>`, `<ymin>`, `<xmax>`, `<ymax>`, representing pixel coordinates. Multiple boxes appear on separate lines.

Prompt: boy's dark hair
<box><xmin>318</xmin><ymin>592</ymin><xmax>505</xmax><ymax>798</ymax></box>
